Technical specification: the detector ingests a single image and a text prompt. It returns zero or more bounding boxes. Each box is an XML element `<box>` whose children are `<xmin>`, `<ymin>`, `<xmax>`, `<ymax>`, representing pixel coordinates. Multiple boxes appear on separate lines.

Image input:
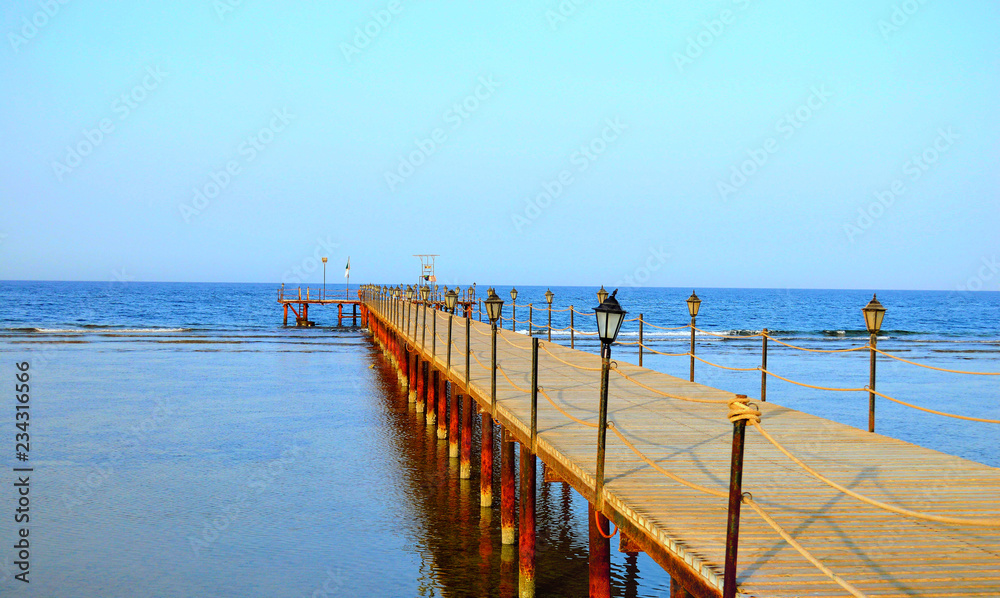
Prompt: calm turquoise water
<box><xmin>0</xmin><ymin>281</ymin><xmax>997</xmax><ymax>596</ymax></box>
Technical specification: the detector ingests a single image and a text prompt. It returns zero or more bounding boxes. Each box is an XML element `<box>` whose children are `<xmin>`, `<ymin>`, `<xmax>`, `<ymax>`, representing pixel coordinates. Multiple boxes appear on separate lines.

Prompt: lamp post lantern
<box><xmin>510</xmin><ymin>287</ymin><xmax>518</xmax><ymax>332</ymax></box>
<box><xmin>596</xmin><ymin>285</ymin><xmax>608</xmax><ymax>306</ymax></box>
<box><xmin>445</xmin><ymin>288</ymin><xmax>458</xmax><ymax>313</ymax></box>
<box><xmin>485</xmin><ymin>288</ymin><xmax>504</xmax><ymax>414</ymax></box>
<box><xmin>545</xmin><ymin>289</ymin><xmax>554</xmax><ymax>341</ymax></box>
<box><xmin>862</xmin><ymin>294</ymin><xmax>886</xmax><ymax>433</ymax></box>
<box><xmin>687</xmin><ymin>291</ymin><xmax>701</xmax><ymax>382</ymax></box>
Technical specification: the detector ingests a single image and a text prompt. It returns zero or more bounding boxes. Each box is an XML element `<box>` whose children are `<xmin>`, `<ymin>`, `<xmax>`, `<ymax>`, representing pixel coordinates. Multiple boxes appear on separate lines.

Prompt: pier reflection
<box><xmin>369</xmin><ymin>346</ymin><xmax>654</xmax><ymax>597</ymax></box>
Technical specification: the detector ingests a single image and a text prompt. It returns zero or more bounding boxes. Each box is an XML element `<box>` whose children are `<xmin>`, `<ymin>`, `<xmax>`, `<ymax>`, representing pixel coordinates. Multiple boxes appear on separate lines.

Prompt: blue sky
<box><xmin>1</xmin><ymin>1</ymin><xmax>997</xmax><ymax>290</ymax></box>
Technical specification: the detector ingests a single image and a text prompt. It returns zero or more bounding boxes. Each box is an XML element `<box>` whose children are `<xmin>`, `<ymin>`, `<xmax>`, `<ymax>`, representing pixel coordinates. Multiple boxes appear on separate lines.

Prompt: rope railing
<box><xmin>749</xmin><ymin>417</ymin><xmax>1000</xmax><ymax>527</ymax></box>
<box><xmin>538</xmin><ymin>387</ymin><xmax>599</xmax><ymax>428</ymax></box>
<box><xmin>538</xmin><ymin>342</ymin><xmax>605</xmax><ymax>372</ymax></box>
<box><xmin>612</xmin><ymin>368</ymin><xmax>730</xmax><ymax>405</ymax></box>
<box><xmin>869</xmin><ymin>388</ymin><xmax>1000</xmax><ymax>424</ymax></box>
<box><xmin>871</xmin><ymin>346</ymin><xmax>1000</xmax><ymax>375</ymax></box>
<box><xmin>764</xmin><ymin>334</ymin><xmax>869</xmax><ymax>353</ymax></box>
<box><xmin>640</xmin><ymin>321</ymin><xmax>690</xmax><ymax>331</ymax></box>
<box><xmin>759</xmin><ymin>367</ymin><xmax>865</xmax><ymax>392</ymax></box>
<box><xmin>691</xmin><ymin>354</ymin><xmax>761</xmax><ymax>372</ymax></box>
<box><xmin>637</xmin><ymin>343</ymin><xmax>690</xmax><ymax>357</ymax></box>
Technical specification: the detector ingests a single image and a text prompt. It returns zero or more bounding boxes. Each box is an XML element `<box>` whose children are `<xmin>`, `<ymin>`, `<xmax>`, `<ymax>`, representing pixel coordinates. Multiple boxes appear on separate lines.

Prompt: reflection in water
<box><xmin>369</xmin><ymin>342</ymin><xmax>670</xmax><ymax>597</ymax></box>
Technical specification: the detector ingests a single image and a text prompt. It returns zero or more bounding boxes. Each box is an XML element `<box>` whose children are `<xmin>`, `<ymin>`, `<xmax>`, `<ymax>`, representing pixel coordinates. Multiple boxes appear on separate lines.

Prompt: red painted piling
<box><xmin>416</xmin><ymin>360</ymin><xmax>426</xmax><ymax>413</ymax></box>
<box><xmin>519</xmin><ymin>442</ymin><xmax>536</xmax><ymax>597</ymax></box>
<box><xmin>449</xmin><ymin>384</ymin><xmax>460</xmax><ymax>456</ymax></box>
<box><xmin>460</xmin><ymin>394</ymin><xmax>472</xmax><ymax>479</ymax></box>
<box><xmin>481</xmin><ymin>411</ymin><xmax>493</xmax><ymax>507</ymax></box>
<box><xmin>501</xmin><ymin>428</ymin><xmax>516</xmax><ymax>545</ymax></box>
<box><xmin>408</xmin><ymin>352</ymin><xmax>417</xmax><ymax>402</ymax></box>
<box><xmin>427</xmin><ymin>369</ymin><xmax>438</xmax><ymax>425</ymax></box>
<box><xmin>589</xmin><ymin>504</ymin><xmax>611</xmax><ymax>598</ymax></box>
<box><xmin>437</xmin><ymin>376</ymin><xmax>448</xmax><ymax>439</ymax></box>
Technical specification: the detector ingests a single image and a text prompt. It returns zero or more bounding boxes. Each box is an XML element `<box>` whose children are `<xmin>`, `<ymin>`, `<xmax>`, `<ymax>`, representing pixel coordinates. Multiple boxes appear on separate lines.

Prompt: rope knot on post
<box><xmin>728</xmin><ymin>396</ymin><xmax>760</xmax><ymax>425</ymax></box>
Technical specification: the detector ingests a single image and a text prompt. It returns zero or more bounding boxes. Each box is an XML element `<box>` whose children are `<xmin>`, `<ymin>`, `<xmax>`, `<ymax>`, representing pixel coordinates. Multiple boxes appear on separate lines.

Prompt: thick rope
<box><xmin>468</xmin><ymin>348</ymin><xmax>492</xmax><ymax>371</ymax></box>
<box><xmin>497</xmin><ymin>364</ymin><xmax>531</xmax><ymax>393</ymax></box>
<box><xmin>692</xmin><ymin>354</ymin><xmax>761</xmax><ymax>372</ymax></box>
<box><xmin>538</xmin><ymin>387</ymin><xmax>598</xmax><ymax>428</ymax></box>
<box><xmin>744</xmin><ymin>498</ymin><xmax>870</xmax><ymax>598</ymax></box>
<box><xmin>750</xmin><ymin>421</ymin><xmax>1000</xmax><ymax>526</ymax></box>
<box><xmin>868</xmin><ymin>388</ymin><xmax>1000</xmax><ymax>424</ymax></box>
<box><xmin>594</xmin><ymin>509</ymin><xmax>619</xmax><ymax>538</ymax></box>
<box><xmin>764</xmin><ymin>334</ymin><xmax>869</xmax><ymax>353</ymax></box>
<box><xmin>539</xmin><ymin>343</ymin><xmax>605</xmax><ymax>372</ymax></box>
<box><xmin>637</xmin><ymin>344</ymin><xmax>690</xmax><ymax>357</ymax></box>
<box><xmin>728</xmin><ymin>396</ymin><xmax>761</xmax><ymax>424</ymax></box>
<box><xmin>871</xmin><ymin>347</ymin><xmax>1000</xmax><ymax>375</ymax></box>
<box><xmin>611</xmin><ymin>369</ymin><xmax>730</xmax><ymax>404</ymax></box>
<box><xmin>640</xmin><ymin>322</ymin><xmax>691</xmax><ymax>331</ymax></box>
<box><xmin>759</xmin><ymin>368</ymin><xmax>866</xmax><ymax>392</ymax></box>
<box><xmin>608</xmin><ymin>424</ymin><xmax>727</xmax><ymax>498</ymax></box>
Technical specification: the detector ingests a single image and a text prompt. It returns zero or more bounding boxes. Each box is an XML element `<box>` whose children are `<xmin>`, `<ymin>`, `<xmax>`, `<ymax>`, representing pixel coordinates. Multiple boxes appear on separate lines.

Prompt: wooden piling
<box><xmin>481</xmin><ymin>411</ymin><xmax>493</xmax><ymax>508</ymax></box>
<box><xmin>415</xmin><ymin>360</ymin><xmax>426</xmax><ymax>413</ymax></box>
<box><xmin>427</xmin><ymin>368</ymin><xmax>438</xmax><ymax>425</ymax></box>
<box><xmin>589</xmin><ymin>503</ymin><xmax>611</xmax><ymax>598</ymax></box>
<box><xmin>460</xmin><ymin>394</ymin><xmax>472</xmax><ymax>479</ymax></box>
<box><xmin>437</xmin><ymin>373</ymin><xmax>448</xmax><ymax>439</ymax></box>
<box><xmin>449</xmin><ymin>383</ymin><xmax>460</xmax><ymax>457</ymax></box>
<box><xmin>501</xmin><ymin>427</ymin><xmax>516</xmax><ymax>545</ymax></box>
<box><xmin>408</xmin><ymin>352</ymin><xmax>417</xmax><ymax>403</ymax></box>
<box><xmin>519</xmin><ymin>441</ymin><xmax>536</xmax><ymax>598</ymax></box>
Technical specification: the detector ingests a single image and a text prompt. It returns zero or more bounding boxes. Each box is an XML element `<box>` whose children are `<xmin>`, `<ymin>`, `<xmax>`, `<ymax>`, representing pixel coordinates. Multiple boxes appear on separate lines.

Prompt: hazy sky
<box><xmin>2</xmin><ymin>1</ymin><xmax>997</xmax><ymax>290</ymax></box>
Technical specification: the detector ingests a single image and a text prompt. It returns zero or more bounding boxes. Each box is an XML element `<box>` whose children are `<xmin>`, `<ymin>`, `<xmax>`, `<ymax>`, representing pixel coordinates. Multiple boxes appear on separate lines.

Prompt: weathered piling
<box><xmin>481</xmin><ymin>411</ymin><xmax>493</xmax><ymax>507</ymax></box>
<box><xmin>427</xmin><ymin>369</ymin><xmax>438</xmax><ymax>426</ymax></box>
<box><xmin>416</xmin><ymin>360</ymin><xmax>426</xmax><ymax>413</ymax></box>
<box><xmin>589</xmin><ymin>504</ymin><xmax>611</xmax><ymax>598</ymax></box>
<box><xmin>519</xmin><ymin>441</ymin><xmax>536</xmax><ymax>597</ymax></box>
<box><xmin>460</xmin><ymin>394</ymin><xmax>472</xmax><ymax>479</ymax></box>
<box><xmin>437</xmin><ymin>375</ymin><xmax>448</xmax><ymax>439</ymax></box>
<box><xmin>501</xmin><ymin>427</ymin><xmax>517</xmax><ymax>545</ymax></box>
<box><xmin>449</xmin><ymin>384</ymin><xmax>460</xmax><ymax>457</ymax></box>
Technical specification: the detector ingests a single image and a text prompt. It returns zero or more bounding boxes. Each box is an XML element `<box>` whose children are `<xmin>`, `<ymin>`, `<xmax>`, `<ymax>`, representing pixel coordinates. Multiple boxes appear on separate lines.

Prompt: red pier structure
<box><xmin>277</xmin><ymin>285</ymin><xmax>361</xmax><ymax>326</ymax></box>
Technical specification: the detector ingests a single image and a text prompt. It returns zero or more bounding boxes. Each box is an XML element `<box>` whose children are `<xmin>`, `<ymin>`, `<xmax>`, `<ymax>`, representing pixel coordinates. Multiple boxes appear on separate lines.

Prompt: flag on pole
<box><xmin>344</xmin><ymin>257</ymin><xmax>350</xmax><ymax>278</ymax></box>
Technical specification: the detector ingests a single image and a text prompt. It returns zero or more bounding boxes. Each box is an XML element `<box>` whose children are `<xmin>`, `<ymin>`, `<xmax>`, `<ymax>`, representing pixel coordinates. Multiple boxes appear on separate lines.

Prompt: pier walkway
<box><xmin>363</xmin><ymin>294</ymin><xmax>1000</xmax><ymax>598</ymax></box>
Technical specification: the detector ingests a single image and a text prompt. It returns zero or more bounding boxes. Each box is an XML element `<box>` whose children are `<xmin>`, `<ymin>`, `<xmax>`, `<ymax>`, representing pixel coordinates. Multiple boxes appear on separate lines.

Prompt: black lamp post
<box><xmin>446</xmin><ymin>288</ymin><xmax>458</xmax><ymax>314</ymax></box>
<box><xmin>485</xmin><ymin>288</ymin><xmax>504</xmax><ymax>414</ymax></box>
<box><xmin>593</xmin><ymin>289</ymin><xmax>626</xmax><ymax>511</ymax></box>
<box><xmin>862</xmin><ymin>294</ymin><xmax>886</xmax><ymax>433</ymax></box>
<box><xmin>545</xmin><ymin>289</ymin><xmax>554</xmax><ymax>341</ymax></box>
<box><xmin>686</xmin><ymin>291</ymin><xmax>701</xmax><ymax>382</ymax></box>
<box><xmin>510</xmin><ymin>287</ymin><xmax>518</xmax><ymax>332</ymax></box>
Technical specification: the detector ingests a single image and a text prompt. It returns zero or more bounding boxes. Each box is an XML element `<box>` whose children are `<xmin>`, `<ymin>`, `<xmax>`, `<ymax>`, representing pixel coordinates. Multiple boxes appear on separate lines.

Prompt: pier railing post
<box><xmin>491</xmin><ymin>320</ymin><xmax>498</xmax><ymax>414</ymax></box>
<box><xmin>432</xmin><ymin>305</ymin><xmax>437</xmax><ymax>360</ymax></box>
<box><xmin>421</xmin><ymin>302</ymin><xmax>427</xmax><ymax>351</ymax></box>
<box><xmin>869</xmin><ymin>332</ymin><xmax>877</xmax><ymax>433</ymax></box>
<box><xmin>689</xmin><ymin>316</ymin><xmax>696</xmax><ymax>382</ymax></box>
<box><xmin>447</xmin><ymin>313</ymin><xmax>453</xmax><ymax>373</ymax></box>
<box><xmin>595</xmin><ymin>344</ymin><xmax>611</xmax><ymax>511</ymax></box>
<box><xmin>547</xmin><ymin>302</ymin><xmax>552</xmax><ymax>342</ymax></box>
<box><xmin>760</xmin><ymin>328</ymin><xmax>768</xmax><ymax>402</ymax></box>
<box><xmin>528</xmin><ymin>304</ymin><xmax>533</xmax><ymax>336</ymax></box>
<box><xmin>465</xmin><ymin>315</ymin><xmax>471</xmax><ymax>388</ymax></box>
<box><xmin>723</xmin><ymin>394</ymin><xmax>750</xmax><ymax>598</ymax></box>
<box><xmin>639</xmin><ymin>313</ymin><xmax>644</xmax><ymax>367</ymax></box>
<box><xmin>531</xmin><ymin>337</ymin><xmax>539</xmax><ymax>450</ymax></box>
<box><xmin>570</xmin><ymin>306</ymin><xmax>574</xmax><ymax>349</ymax></box>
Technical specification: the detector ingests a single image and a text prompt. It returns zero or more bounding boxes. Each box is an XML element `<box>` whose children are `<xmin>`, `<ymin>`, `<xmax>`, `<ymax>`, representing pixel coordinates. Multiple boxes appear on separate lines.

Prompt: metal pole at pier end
<box><xmin>686</xmin><ymin>291</ymin><xmax>701</xmax><ymax>382</ymax></box>
<box><xmin>570</xmin><ymin>306</ymin><xmax>574</xmax><ymax>348</ymax></box>
<box><xmin>862</xmin><ymin>295</ymin><xmax>886</xmax><ymax>433</ymax></box>
<box><xmin>531</xmin><ymin>337</ymin><xmax>539</xmax><ymax>449</ymax></box>
<box><xmin>723</xmin><ymin>395</ymin><xmax>752</xmax><ymax>598</ymax></box>
<box><xmin>528</xmin><ymin>304</ymin><xmax>533</xmax><ymax>336</ymax></box>
<box><xmin>510</xmin><ymin>287</ymin><xmax>517</xmax><ymax>332</ymax></box>
<box><xmin>638</xmin><ymin>314</ymin><xmax>644</xmax><ymax>367</ymax></box>
<box><xmin>465</xmin><ymin>315</ymin><xmax>471</xmax><ymax>388</ymax></box>
<box><xmin>322</xmin><ymin>257</ymin><xmax>327</xmax><ymax>300</ymax></box>
<box><xmin>760</xmin><ymin>328</ymin><xmax>768</xmax><ymax>402</ymax></box>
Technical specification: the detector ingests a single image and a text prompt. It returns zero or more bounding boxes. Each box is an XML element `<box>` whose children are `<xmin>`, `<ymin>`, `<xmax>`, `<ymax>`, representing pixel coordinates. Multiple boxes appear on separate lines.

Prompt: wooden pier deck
<box><xmin>366</xmin><ymin>299</ymin><xmax>1000</xmax><ymax>598</ymax></box>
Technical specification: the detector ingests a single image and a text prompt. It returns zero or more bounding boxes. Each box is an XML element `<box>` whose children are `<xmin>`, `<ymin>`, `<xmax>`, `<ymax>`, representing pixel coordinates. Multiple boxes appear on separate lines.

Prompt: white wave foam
<box><xmin>32</xmin><ymin>328</ymin><xmax>190</xmax><ymax>334</ymax></box>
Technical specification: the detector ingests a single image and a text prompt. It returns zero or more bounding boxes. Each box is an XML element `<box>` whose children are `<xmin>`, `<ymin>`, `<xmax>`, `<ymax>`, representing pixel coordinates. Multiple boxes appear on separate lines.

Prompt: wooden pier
<box><xmin>277</xmin><ymin>286</ymin><xmax>360</xmax><ymax>326</ymax></box>
<box><xmin>360</xmin><ymin>289</ymin><xmax>1000</xmax><ymax>598</ymax></box>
